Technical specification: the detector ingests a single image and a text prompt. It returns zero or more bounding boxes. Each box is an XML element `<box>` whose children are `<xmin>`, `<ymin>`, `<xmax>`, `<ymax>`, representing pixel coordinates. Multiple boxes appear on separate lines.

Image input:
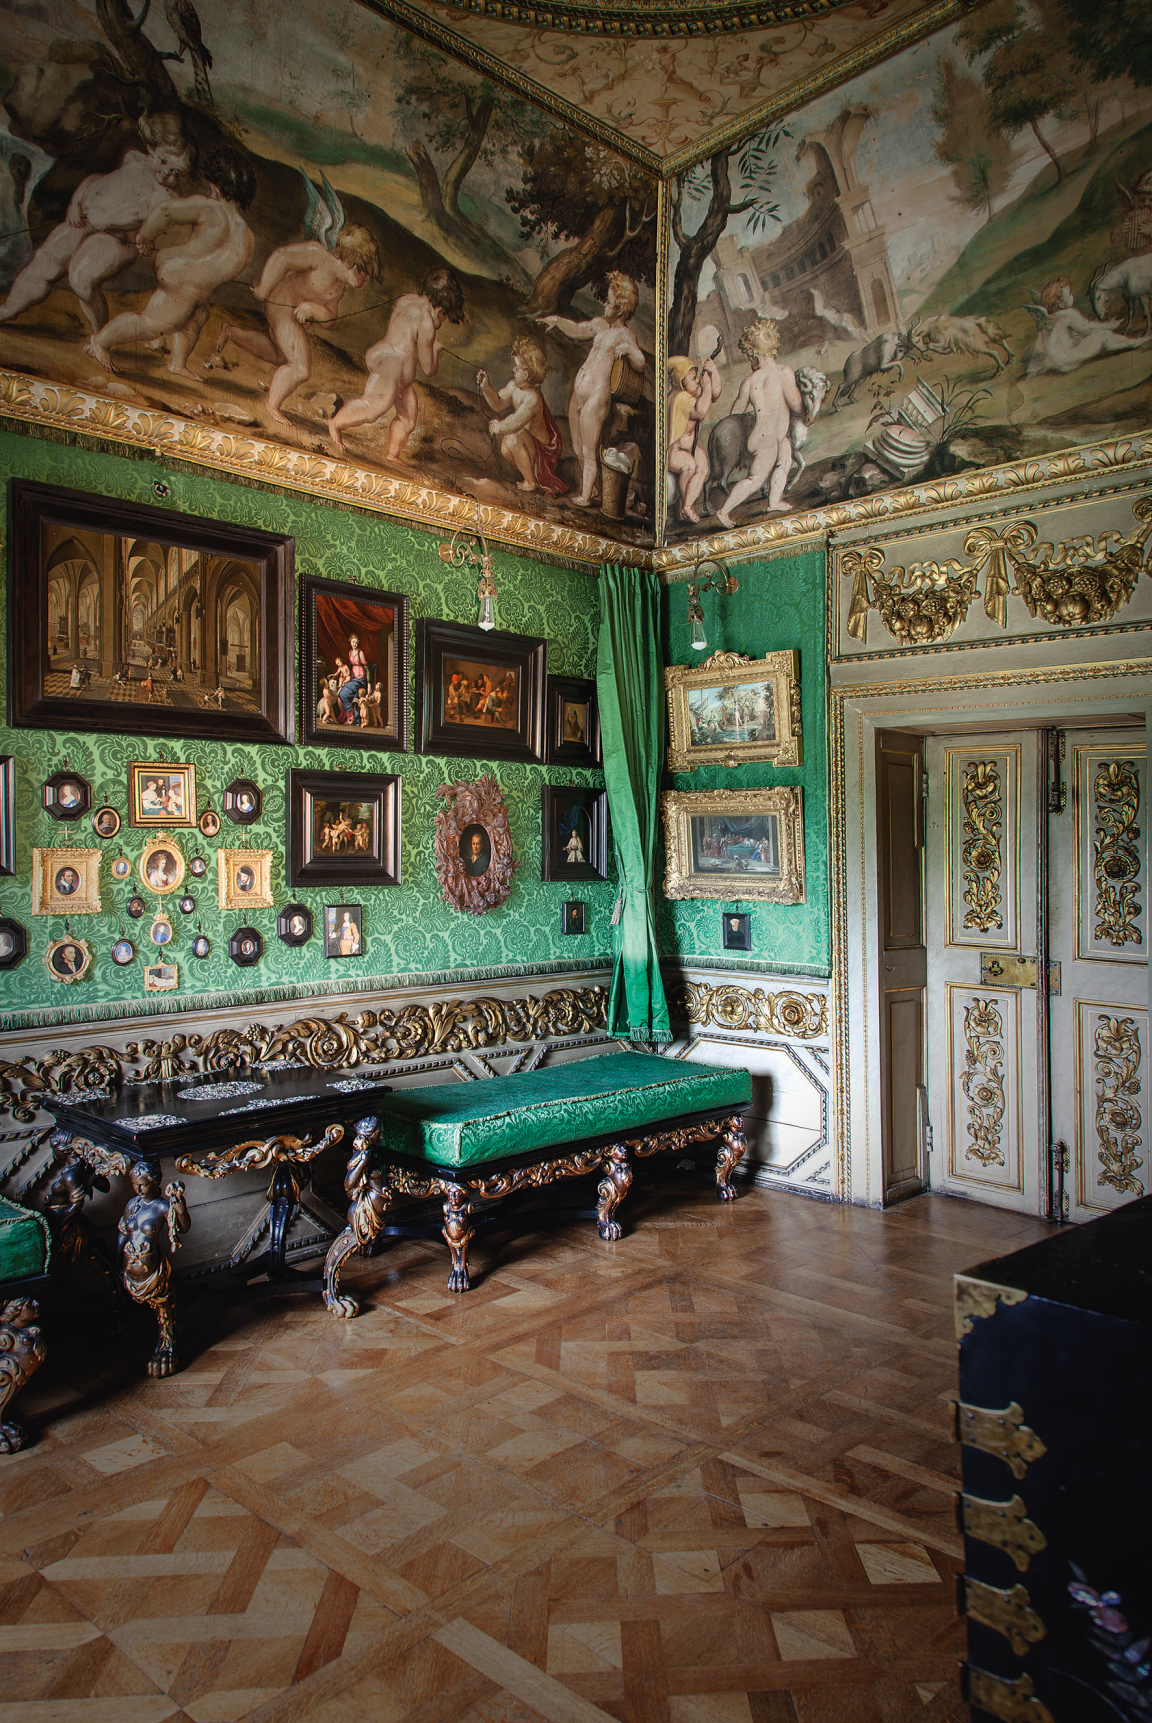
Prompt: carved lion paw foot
<box><xmin>447</xmin><ymin>1268</ymin><xmax>470</xmax><ymax>1293</ymax></box>
<box><xmin>324</xmin><ymin>1294</ymin><xmax>359</xmax><ymax>1319</ymax></box>
<box><xmin>598</xmin><ymin>1220</ymin><xmax>623</xmax><ymax>1241</ymax></box>
<box><xmin>0</xmin><ymin>1420</ymin><xmax>29</xmax><ymax>1454</ymax></box>
<box><xmin>147</xmin><ymin>1348</ymin><xmax>178</xmax><ymax>1378</ymax></box>
<box><xmin>716</xmin><ymin>1183</ymin><xmax>739</xmax><ymax>1201</ymax></box>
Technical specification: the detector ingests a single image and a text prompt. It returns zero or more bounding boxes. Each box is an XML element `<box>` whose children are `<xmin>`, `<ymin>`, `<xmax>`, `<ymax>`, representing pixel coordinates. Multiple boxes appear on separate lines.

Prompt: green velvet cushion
<box><xmin>0</xmin><ymin>1193</ymin><xmax>51</xmax><ymax>1282</ymax></box>
<box><xmin>373</xmin><ymin>1051</ymin><xmax>750</xmax><ymax>1169</ymax></box>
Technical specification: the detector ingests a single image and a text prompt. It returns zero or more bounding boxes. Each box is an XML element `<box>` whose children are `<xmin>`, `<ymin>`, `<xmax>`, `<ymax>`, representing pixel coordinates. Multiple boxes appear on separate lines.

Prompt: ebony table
<box><xmin>43</xmin><ymin>1066</ymin><xmax>392</xmax><ymax>1377</ymax></box>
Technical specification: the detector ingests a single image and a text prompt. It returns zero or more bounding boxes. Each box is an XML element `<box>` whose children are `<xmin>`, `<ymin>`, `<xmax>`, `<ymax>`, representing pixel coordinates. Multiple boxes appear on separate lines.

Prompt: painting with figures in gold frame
<box><xmin>665</xmin><ymin>650</ymin><xmax>801</xmax><ymax>775</ymax></box>
<box><xmin>661</xmin><ymin>788</ymin><xmax>805</xmax><ymax>905</ymax></box>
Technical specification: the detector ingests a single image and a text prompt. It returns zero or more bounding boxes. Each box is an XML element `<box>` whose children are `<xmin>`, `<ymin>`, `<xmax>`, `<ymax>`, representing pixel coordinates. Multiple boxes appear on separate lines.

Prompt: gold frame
<box><xmin>128</xmin><ymin>761</ymin><xmax>197</xmax><ymax>829</ymax></box>
<box><xmin>138</xmin><ymin>835</ymin><xmax>186</xmax><ymax>897</ymax></box>
<box><xmin>665</xmin><ymin>650</ymin><xmax>801</xmax><ymax>774</ymax></box>
<box><xmin>32</xmin><ymin>847</ymin><xmax>101</xmax><ymax>915</ymax></box>
<box><xmin>218</xmin><ymin>848</ymin><xmax>274</xmax><ymax>911</ymax></box>
<box><xmin>43</xmin><ymin>935</ymin><xmax>93</xmax><ymax>984</ymax></box>
<box><xmin>661</xmin><ymin>787</ymin><xmax>805</xmax><ymax>904</ymax></box>
<box><xmin>144</xmin><ymin>963</ymin><xmax>180</xmax><ymax>994</ymax></box>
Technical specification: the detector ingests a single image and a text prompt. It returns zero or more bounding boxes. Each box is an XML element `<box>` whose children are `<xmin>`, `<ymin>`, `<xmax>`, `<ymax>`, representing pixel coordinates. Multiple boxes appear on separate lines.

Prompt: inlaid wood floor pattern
<box><xmin>1</xmin><ymin>1183</ymin><xmax>1053</xmax><ymax>1722</ymax></box>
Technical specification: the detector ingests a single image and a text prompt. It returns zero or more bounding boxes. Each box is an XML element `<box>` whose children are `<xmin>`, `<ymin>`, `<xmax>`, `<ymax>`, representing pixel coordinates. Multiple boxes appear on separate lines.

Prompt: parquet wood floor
<box><xmin>1</xmin><ymin>1177</ymin><xmax>1054</xmax><ymax>1723</ymax></box>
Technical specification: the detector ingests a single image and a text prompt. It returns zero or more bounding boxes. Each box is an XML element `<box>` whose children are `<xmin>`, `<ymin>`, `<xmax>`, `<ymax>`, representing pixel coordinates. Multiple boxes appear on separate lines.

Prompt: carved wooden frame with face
<box><xmin>434</xmin><ymin>774</ymin><xmax>516</xmax><ymax>915</ymax></box>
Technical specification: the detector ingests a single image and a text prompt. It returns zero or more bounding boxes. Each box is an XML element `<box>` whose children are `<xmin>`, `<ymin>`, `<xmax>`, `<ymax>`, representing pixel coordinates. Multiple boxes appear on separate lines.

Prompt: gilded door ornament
<box><xmin>1093</xmin><ymin>1015</ymin><xmax>1145</xmax><ymax>1196</ymax></box>
<box><xmin>1093</xmin><ymin>760</ymin><xmax>1143</xmax><ymax>948</ymax></box>
<box><xmin>673</xmin><ymin>981</ymin><xmax>827</xmax><ymax>1038</ymax></box>
<box><xmin>962</xmin><ymin>998</ymin><xmax>1008</xmax><ymax>1167</ymax></box>
<box><xmin>842</xmin><ymin>498</ymin><xmax>1152</xmax><ymax>645</ymax></box>
<box><xmin>961</xmin><ymin>761</ymin><xmax>1004</xmax><ymax>932</ymax></box>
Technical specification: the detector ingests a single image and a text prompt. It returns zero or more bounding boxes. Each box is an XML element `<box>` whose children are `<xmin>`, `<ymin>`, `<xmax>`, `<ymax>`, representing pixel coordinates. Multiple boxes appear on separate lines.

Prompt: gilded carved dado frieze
<box><xmin>671</xmin><ymin>981</ymin><xmax>827</xmax><ymax>1040</ymax></box>
<box><xmin>0</xmin><ymin>986</ymin><xmax>609</xmax><ymax>1123</ymax></box>
<box><xmin>1093</xmin><ymin>761</ymin><xmax>1143</xmax><ymax>950</ymax></box>
<box><xmin>961</xmin><ymin>998</ymin><xmax>1007</xmax><ymax>1168</ymax></box>
<box><xmin>961</xmin><ymin>762</ymin><xmax>1004</xmax><ymax>935</ymax></box>
<box><xmin>1092</xmin><ymin>1015</ymin><xmax>1145</xmax><ymax>1197</ymax></box>
<box><xmin>843</xmin><ymin>501</ymin><xmax>1152</xmax><ymax>649</ymax></box>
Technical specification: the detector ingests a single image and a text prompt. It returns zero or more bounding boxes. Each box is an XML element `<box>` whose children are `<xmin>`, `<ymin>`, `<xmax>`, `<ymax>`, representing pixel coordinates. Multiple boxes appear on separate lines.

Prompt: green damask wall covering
<box><xmin>659</xmin><ymin>548</ymin><xmax>829</xmax><ymax>976</ymax></box>
<box><xmin>0</xmin><ymin>431</ymin><xmax>614</xmax><ymax>1027</ymax></box>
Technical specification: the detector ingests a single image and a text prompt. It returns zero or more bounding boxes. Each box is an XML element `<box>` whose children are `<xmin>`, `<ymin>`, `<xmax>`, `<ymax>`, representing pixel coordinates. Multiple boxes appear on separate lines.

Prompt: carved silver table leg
<box><xmin>323</xmin><ymin>1117</ymin><xmax>389</xmax><ymax>1318</ymax></box>
<box><xmin>0</xmin><ymin>1298</ymin><xmax>47</xmax><ymax>1454</ymax></box>
<box><xmin>442</xmin><ymin>1183</ymin><xmax>475</xmax><ymax>1293</ymax></box>
<box><xmin>596</xmin><ymin>1141</ymin><xmax>632</xmax><ymax>1240</ymax></box>
<box><xmin>715</xmin><ymin>1115</ymin><xmax>748</xmax><ymax>1200</ymax></box>
<box><xmin>117</xmin><ymin>1162</ymin><xmax>189</xmax><ymax>1377</ymax></box>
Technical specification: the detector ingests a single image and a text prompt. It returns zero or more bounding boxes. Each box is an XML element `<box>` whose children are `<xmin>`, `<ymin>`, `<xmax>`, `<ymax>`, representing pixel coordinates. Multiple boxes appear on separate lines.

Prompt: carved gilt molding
<box><xmin>961</xmin><ymin>998</ymin><xmax>1007</xmax><ymax>1168</ymax></box>
<box><xmin>1093</xmin><ymin>761</ymin><xmax>1143</xmax><ymax>949</ymax></box>
<box><xmin>672</xmin><ymin>981</ymin><xmax>827</xmax><ymax>1039</ymax></box>
<box><xmin>1092</xmin><ymin>1014</ymin><xmax>1145</xmax><ymax>1197</ymax></box>
<box><xmin>0</xmin><ymin>986</ymin><xmax>608</xmax><ymax>1123</ymax></box>
<box><xmin>961</xmin><ymin>761</ymin><xmax>1004</xmax><ymax>934</ymax></box>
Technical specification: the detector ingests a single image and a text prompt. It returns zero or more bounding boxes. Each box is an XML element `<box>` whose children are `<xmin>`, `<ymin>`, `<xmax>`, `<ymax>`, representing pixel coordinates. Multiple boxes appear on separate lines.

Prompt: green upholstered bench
<box><xmin>323</xmin><ymin>1050</ymin><xmax>751</xmax><ymax>1311</ymax></box>
<box><xmin>0</xmin><ymin>1193</ymin><xmax>50</xmax><ymax>1453</ymax></box>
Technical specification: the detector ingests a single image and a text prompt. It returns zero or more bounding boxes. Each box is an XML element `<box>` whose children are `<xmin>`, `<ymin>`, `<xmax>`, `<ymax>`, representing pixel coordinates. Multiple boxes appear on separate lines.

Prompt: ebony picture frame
<box><xmin>541</xmin><ymin>785</ymin><xmax>610</xmax><ymax>882</ymax></box>
<box><xmin>8</xmin><ymin>479</ymin><xmax>295</xmax><ymax>744</ymax></box>
<box><xmin>287</xmin><ymin>768</ymin><xmax>401</xmax><ymax>889</ymax></box>
<box><xmin>0</xmin><ymin>756</ymin><xmax>13</xmax><ymax>876</ymax></box>
<box><xmin>302</xmin><ymin>572</ymin><xmax>409</xmax><ymax>753</ymax></box>
<box><xmin>416</xmin><ymin>619</ymin><xmax>546</xmax><ymax>762</ymax></box>
<box><xmin>229</xmin><ymin>927</ymin><xmax>263</xmax><ymax>967</ymax></box>
<box><xmin>546</xmin><ymin>676</ymin><xmax>601</xmax><ymax>767</ymax></box>
<box><xmin>0</xmin><ymin>917</ymin><xmax>26</xmax><ymax>969</ymax></box>
<box><xmin>722</xmin><ymin>912</ymin><xmax>752</xmax><ymax>951</ymax></box>
<box><xmin>223</xmin><ymin>778</ymin><xmax>262</xmax><ymax>825</ymax></box>
<box><xmin>42</xmin><ymin>768</ymin><xmax>90</xmax><ymax>821</ymax></box>
<box><xmin>278</xmin><ymin>903</ymin><xmax>314</xmax><ymax>946</ymax></box>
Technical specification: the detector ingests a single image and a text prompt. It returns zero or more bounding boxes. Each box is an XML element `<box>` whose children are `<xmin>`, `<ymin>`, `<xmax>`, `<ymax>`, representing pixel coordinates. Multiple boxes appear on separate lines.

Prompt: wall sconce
<box><xmin>686</xmin><ymin>557</ymin><xmax>739</xmax><ymax>651</ymax></box>
<box><xmin>439</xmin><ymin>495</ymin><xmax>498</xmax><ymax>631</ymax></box>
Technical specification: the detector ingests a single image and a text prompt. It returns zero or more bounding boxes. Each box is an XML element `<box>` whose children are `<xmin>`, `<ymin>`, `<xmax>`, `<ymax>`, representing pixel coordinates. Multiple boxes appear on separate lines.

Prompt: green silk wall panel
<box><xmin>659</xmin><ymin>548</ymin><xmax>829</xmax><ymax>975</ymax></box>
<box><xmin>0</xmin><ymin>432</ymin><xmax>614</xmax><ymax>1026</ymax></box>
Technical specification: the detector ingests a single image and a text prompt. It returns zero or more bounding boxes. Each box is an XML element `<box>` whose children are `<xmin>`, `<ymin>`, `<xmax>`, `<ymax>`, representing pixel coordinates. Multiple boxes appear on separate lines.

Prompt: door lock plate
<box><xmin>979</xmin><ymin>953</ymin><xmax>1061</xmax><ymax>993</ymax></box>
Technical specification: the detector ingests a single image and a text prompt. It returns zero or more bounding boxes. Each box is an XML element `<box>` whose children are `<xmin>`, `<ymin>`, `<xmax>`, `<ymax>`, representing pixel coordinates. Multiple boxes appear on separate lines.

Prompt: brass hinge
<box><xmin>953</xmin><ymin>1276</ymin><xmax>1029</xmax><ymax>1340</ymax></box>
<box><xmin>959</xmin><ymin>1492</ymin><xmax>1048</xmax><ymax>1571</ymax></box>
<box><xmin>955</xmin><ymin>1399</ymin><xmax>1047</xmax><ymax>1478</ymax></box>
<box><xmin>958</xmin><ymin>1574</ymin><xmax>1047</xmax><ymax>1656</ymax></box>
<box><xmin>962</xmin><ymin>1666</ymin><xmax>1055</xmax><ymax>1723</ymax></box>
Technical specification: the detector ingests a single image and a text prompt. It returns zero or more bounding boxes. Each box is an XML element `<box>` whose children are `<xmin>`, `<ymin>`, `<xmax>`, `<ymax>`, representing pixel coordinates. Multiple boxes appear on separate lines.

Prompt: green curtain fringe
<box><xmin>0</xmin><ymin>956</ymin><xmax>614</xmax><ymax>1036</ymax></box>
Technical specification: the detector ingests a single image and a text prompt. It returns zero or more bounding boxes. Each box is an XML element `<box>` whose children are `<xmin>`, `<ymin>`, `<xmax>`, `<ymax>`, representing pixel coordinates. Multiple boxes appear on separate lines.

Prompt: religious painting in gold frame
<box><xmin>665</xmin><ymin>650</ymin><xmax>801</xmax><ymax>774</ymax></box>
<box><xmin>661</xmin><ymin>788</ymin><xmax>805</xmax><ymax>905</ymax></box>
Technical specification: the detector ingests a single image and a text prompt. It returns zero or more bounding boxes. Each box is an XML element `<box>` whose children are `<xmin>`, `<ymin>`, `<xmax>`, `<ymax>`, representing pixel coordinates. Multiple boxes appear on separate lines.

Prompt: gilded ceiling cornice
<box><xmin>356</xmin><ymin>0</ymin><xmax>966</xmax><ymax>177</ymax></box>
<box><xmin>419</xmin><ymin>0</ymin><xmax>856</xmax><ymax>36</ymax></box>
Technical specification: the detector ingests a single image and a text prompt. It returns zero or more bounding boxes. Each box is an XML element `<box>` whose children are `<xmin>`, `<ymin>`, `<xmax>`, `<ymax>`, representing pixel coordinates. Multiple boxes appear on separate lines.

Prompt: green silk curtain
<box><xmin>596</xmin><ymin>563</ymin><xmax>671</xmax><ymax>1043</ymax></box>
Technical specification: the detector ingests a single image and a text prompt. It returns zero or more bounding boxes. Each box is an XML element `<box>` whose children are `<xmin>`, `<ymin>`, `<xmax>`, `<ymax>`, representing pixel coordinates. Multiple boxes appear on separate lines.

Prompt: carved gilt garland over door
<box><xmin>922</xmin><ymin>728</ymin><xmax>1149</xmax><ymax>1219</ymax></box>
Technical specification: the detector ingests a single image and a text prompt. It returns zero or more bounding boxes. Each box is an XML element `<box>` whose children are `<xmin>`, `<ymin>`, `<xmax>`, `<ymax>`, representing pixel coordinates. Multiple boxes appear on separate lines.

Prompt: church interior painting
<box><xmin>1</xmin><ymin>1</ymin><xmax>1150</xmax><ymax>1718</ymax></box>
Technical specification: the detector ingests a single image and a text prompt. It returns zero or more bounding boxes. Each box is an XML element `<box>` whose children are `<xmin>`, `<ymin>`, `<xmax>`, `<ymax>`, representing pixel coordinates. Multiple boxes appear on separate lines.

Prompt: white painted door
<box><xmin>923</xmin><ymin>727</ymin><xmax>1148</xmax><ymax>1218</ymax></box>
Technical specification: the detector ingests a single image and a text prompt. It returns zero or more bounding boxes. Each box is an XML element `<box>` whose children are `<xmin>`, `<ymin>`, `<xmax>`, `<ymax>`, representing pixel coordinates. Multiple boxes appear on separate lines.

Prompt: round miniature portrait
<box><xmin>151</xmin><ymin>917</ymin><xmax>173</xmax><ymax>946</ymax></box>
<box><xmin>111</xmin><ymin>855</ymin><xmax>131</xmax><ymax>880</ymax></box>
<box><xmin>178</xmin><ymin>895</ymin><xmax>195</xmax><ymax>915</ymax></box>
<box><xmin>111</xmin><ymin>938</ymin><xmax>135</xmax><ymax>966</ymax></box>
<box><xmin>290</xmin><ymin>913</ymin><xmax>306</xmax><ymax>936</ymax></box>
<box><xmin>93</xmin><ymin>806</ymin><xmax>121</xmax><ymax>839</ymax></box>
<box><xmin>199</xmin><ymin>810</ymin><xmax>221</xmax><ymax>838</ymax></box>
<box><xmin>189</xmin><ymin>855</ymin><xmax>207</xmax><ymax>878</ymax></box>
<box><xmin>45</xmin><ymin>938</ymin><xmax>90</xmax><ymax>982</ymax></box>
<box><xmin>192</xmin><ymin>934</ymin><xmax>211</xmax><ymax>959</ymax></box>
<box><xmin>126</xmin><ymin>895</ymin><xmax>146</xmax><ymax>919</ymax></box>
<box><xmin>54</xmin><ymin>864</ymin><xmax>81</xmax><ymax>897</ymax></box>
<box><xmin>241</xmin><ymin>936</ymin><xmax>256</xmax><ymax>957</ymax></box>
<box><xmin>460</xmin><ymin>823</ymin><xmax>491</xmax><ymax>877</ymax></box>
<box><xmin>140</xmin><ymin>842</ymin><xmax>184</xmax><ymax>894</ymax></box>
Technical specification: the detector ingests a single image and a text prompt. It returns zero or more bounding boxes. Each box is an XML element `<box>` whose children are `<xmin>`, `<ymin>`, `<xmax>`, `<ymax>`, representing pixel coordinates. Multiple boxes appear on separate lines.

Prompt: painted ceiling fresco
<box><xmin>399</xmin><ymin>0</ymin><xmax>934</xmax><ymax>162</ymax></box>
<box><xmin>665</xmin><ymin>0</ymin><xmax>1152</xmax><ymax>543</ymax></box>
<box><xmin>0</xmin><ymin>0</ymin><xmax>658</xmax><ymax>547</ymax></box>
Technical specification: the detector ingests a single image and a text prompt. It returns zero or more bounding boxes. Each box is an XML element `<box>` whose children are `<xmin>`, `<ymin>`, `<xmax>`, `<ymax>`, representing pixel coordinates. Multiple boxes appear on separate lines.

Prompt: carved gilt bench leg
<box><xmin>0</xmin><ymin>1297</ymin><xmax>47</xmax><ymax>1454</ymax></box>
<box><xmin>596</xmin><ymin>1142</ymin><xmax>632</xmax><ymax>1241</ymax></box>
<box><xmin>715</xmin><ymin>1115</ymin><xmax>748</xmax><ymax>1201</ymax></box>
<box><xmin>442</xmin><ymin>1184</ymin><xmax>475</xmax><ymax>1293</ymax></box>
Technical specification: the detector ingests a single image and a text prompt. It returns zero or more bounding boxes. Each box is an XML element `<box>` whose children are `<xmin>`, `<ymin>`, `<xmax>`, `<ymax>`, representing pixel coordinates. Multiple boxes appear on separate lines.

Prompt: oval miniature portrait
<box><xmin>54</xmin><ymin>864</ymin><xmax>81</xmax><ymax>897</ymax></box>
<box><xmin>289</xmin><ymin>913</ymin><xmax>307</xmax><ymax>936</ymax></box>
<box><xmin>192</xmin><ymin>935</ymin><xmax>211</xmax><ymax>959</ymax></box>
<box><xmin>189</xmin><ymin>855</ymin><xmax>207</xmax><ymax>877</ymax></box>
<box><xmin>460</xmin><ymin>823</ymin><xmax>491</xmax><ymax>877</ymax></box>
<box><xmin>199</xmin><ymin>810</ymin><xmax>221</xmax><ymax>837</ymax></box>
<box><xmin>0</xmin><ymin>929</ymin><xmax>13</xmax><ymax>958</ymax></box>
<box><xmin>47</xmin><ymin>939</ymin><xmax>88</xmax><ymax>980</ymax></box>
<box><xmin>241</xmin><ymin>937</ymin><xmax>256</xmax><ymax>957</ymax></box>
<box><xmin>151</xmin><ymin>918</ymin><xmax>173</xmax><ymax>946</ymax></box>
<box><xmin>236</xmin><ymin>865</ymin><xmax>254</xmax><ymax>892</ymax></box>
<box><xmin>111</xmin><ymin>855</ymin><xmax>131</xmax><ymax>879</ymax></box>
<box><xmin>126</xmin><ymin>895</ymin><xmax>146</xmax><ymax>918</ymax></box>
<box><xmin>178</xmin><ymin>895</ymin><xmax>195</xmax><ymax>915</ymax></box>
<box><xmin>93</xmin><ymin>806</ymin><xmax>120</xmax><ymax>838</ymax></box>
<box><xmin>112</xmin><ymin>939</ymin><xmax>134</xmax><ymax>966</ymax></box>
<box><xmin>143</xmin><ymin>846</ymin><xmax>181</xmax><ymax>891</ymax></box>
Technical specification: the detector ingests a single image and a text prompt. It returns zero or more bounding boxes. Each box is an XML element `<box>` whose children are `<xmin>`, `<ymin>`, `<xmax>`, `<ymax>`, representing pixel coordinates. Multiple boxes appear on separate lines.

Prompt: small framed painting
<box><xmin>541</xmin><ymin>785</ymin><xmax>609</xmax><ymax>882</ymax></box>
<box><xmin>561</xmin><ymin>901</ymin><xmax>586</xmax><ymax>935</ymax></box>
<box><xmin>287</xmin><ymin>768</ymin><xmax>401</xmax><ymax>889</ymax></box>
<box><xmin>92</xmin><ymin>804</ymin><xmax>121</xmax><ymax>840</ymax></box>
<box><xmin>223</xmin><ymin>779</ymin><xmax>262</xmax><ymax>825</ymax></box>
<box><xmin>111</xmin><ymin>937</ymin><xmax>135</xmax><ymax>966</ymax></box>
<box><xmin>722</xmin><ymin>912</ymin><xmax>751</xmax><ymax>951</ymax></box>
<box><xmin>218</xmin><ymin>848</ymin><xmax>274</xmax><ymax>910</ymax></box>
<box><xmin>278</xmin><ymin>904</ymin><xmax>313</xmax><ymax>946</ymax></box>
<box><xmin>32</xmin><ymin>847</ymin><xmax>101</xmax><ymax>915</ymax></box>
<box><xmin>665</xmin><ymin>650</ymin><xmax>801</xmax><ymax>774</ymax></box>
<box><xmin>199</xmin><ymin>808</ymin><xmax>221</xmax><ymax>838</ymax></box>
<box><xmin>547</xmin><ymin>676</ymin><xmax>601</xmax><ymax>767</ymax></box>
<box><xmin>302</xmin><ymin>573</ymin><xmax>409</xmax><ymax>752</ymax></box>
<box><xmin>8</xmin><ymin>479</ymin><xmax>294</xmax><ymax>745</ymax></box>
<box><xmin>44</xmin><ymin>936</ymin><xmax>92</xmax><ymax>983</ymax></box>
<box><xmin>138</xmin><ymin>837</ymin><xmax>185</xmax><ymax>895</ymax></box>
<box><xmin>129</xmin><ymin>762</ymin><xmax>196</xmax><ymax>828</ymax></box>
<box><xmin>324</xmin><ymin>904</ymin><xmax>363</xmax><ymax>958</ymax></box>
<box><xmin>42</xmin><ymin>769</ymin><xmax>90</xmax><ymax>821</ymax></box>
<box><xmin>661</xmin><ymin>787</ymin><xmax>806</xmax><ymax>905</ymax></box>
<box><xmin>144</xmin><ymin>963</ymin><xmax>179</xmax><ymax>993</ymax></box>
<box><xmin>229</xmin><ymin>927</ymin><xmax>263</xmax><ymax>967</ymax></box>
<box><xmin>0</xmin><ymin>918</ymin><xmax>27</xmax><ymax>969</ymax></box>
<box><xmin>416</xmin><ymin>619</ymin><xmax>546</xmax><ymax>762</ymax></box>
<box><xmin>0</xmin><ymin>757</ymin><xmax>13</xmax><ymax>876</ymax></box>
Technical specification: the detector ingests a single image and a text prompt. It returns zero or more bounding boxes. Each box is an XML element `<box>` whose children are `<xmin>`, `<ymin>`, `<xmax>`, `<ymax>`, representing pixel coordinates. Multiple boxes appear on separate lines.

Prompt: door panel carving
<box><xmin>947</xmin><ymin>746</ymin><xmax>1019</xmax><ymax>951</ymax></box>
<box><xmin>1075</xmin><ymin>1001</ymin><xmax>1148</xmax><ymax>1212</ymax></box>
<box><xmin>948</xmin><ymin>984</ymin><xmax>1022</xmax><ymax>1192</ymax></box>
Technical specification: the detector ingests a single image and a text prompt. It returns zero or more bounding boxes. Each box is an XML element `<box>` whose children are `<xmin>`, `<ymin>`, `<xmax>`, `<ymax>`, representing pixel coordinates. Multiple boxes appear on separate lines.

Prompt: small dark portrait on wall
<box><xmin>229</xmin><ymin>926</ymin><xmax>263</xmax><ymax>966</ymax></box>
<box><xmin>189</xmin><ymin>855</ymin><xmax>207</xmax><ymax>878</ymax></box>
<box><xmin>112</xmin><ymin>938</ymin><xmax>135</xmax><ymax>966</ymax></box>
<box><xmin>0</xmin><ymin>919</ymin><xmax>27</xmax><ymax>969</ymax></box>
<box><xmin>560</xmin><ymin>806</ymin><xmax>589</xmax><ymax>867</ymax></box>
<box><xmin>223</xmin><ymin>778</ymin><xmax>262</xmax><ymax>825</ymax></box>
<box><xmin>722</xmin><ymin>912</ymin><xmax>752</xmax><ymax>951</ymax></box>
<box><xmin>278</xmin><ymin>904</ymin><xmax>313</xmax><ymax>947</ymax></box>
<box><xmin>324</xmin><ymin>904</ymin><xmax>363</xmax><ymax>958</ymax></box>
<box><xmin>93</xmin><ymin>805</ymin><xmax>120</xmax><ymax>839</ymax></box>
<box><xmin>42</xmin><ymin>769</ymin><xmax>91</xmax><ymax>822</ymax></box>
<box><xmin>126</xmin><ymin>894</ymin><xmax>146</xmax><ymax>918</ymax></box>
<box><xmin>562</xmin><ymin>900</ymin><xmax>586</xmax><ymax>935</ymax></box>
<box><xmin>192</xmin><ymin>934</ymin><xmax>211</xmax><ymax>959</ymax></box>
<box><xmin>563</xmin><ymin>701</ymin><xmax>588</xmax><ymax>745</ymax></box>
<box><xmin>460</xmin><ymin>824</ymin><xmax>491</xmax><ymax>877</ymax></box>
<box><xmin>541</xmin><ymin>785</ymin><xmax>609</xmax><ymax>882</ymax></box>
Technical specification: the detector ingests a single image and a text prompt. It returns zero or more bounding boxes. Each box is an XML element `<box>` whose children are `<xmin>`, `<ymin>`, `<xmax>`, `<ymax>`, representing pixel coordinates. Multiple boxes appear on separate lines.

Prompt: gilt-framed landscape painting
<box><xmin>8</xmin><ymin>481</ymin><xmax>295</xmax><ymax>744</ymax></box>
